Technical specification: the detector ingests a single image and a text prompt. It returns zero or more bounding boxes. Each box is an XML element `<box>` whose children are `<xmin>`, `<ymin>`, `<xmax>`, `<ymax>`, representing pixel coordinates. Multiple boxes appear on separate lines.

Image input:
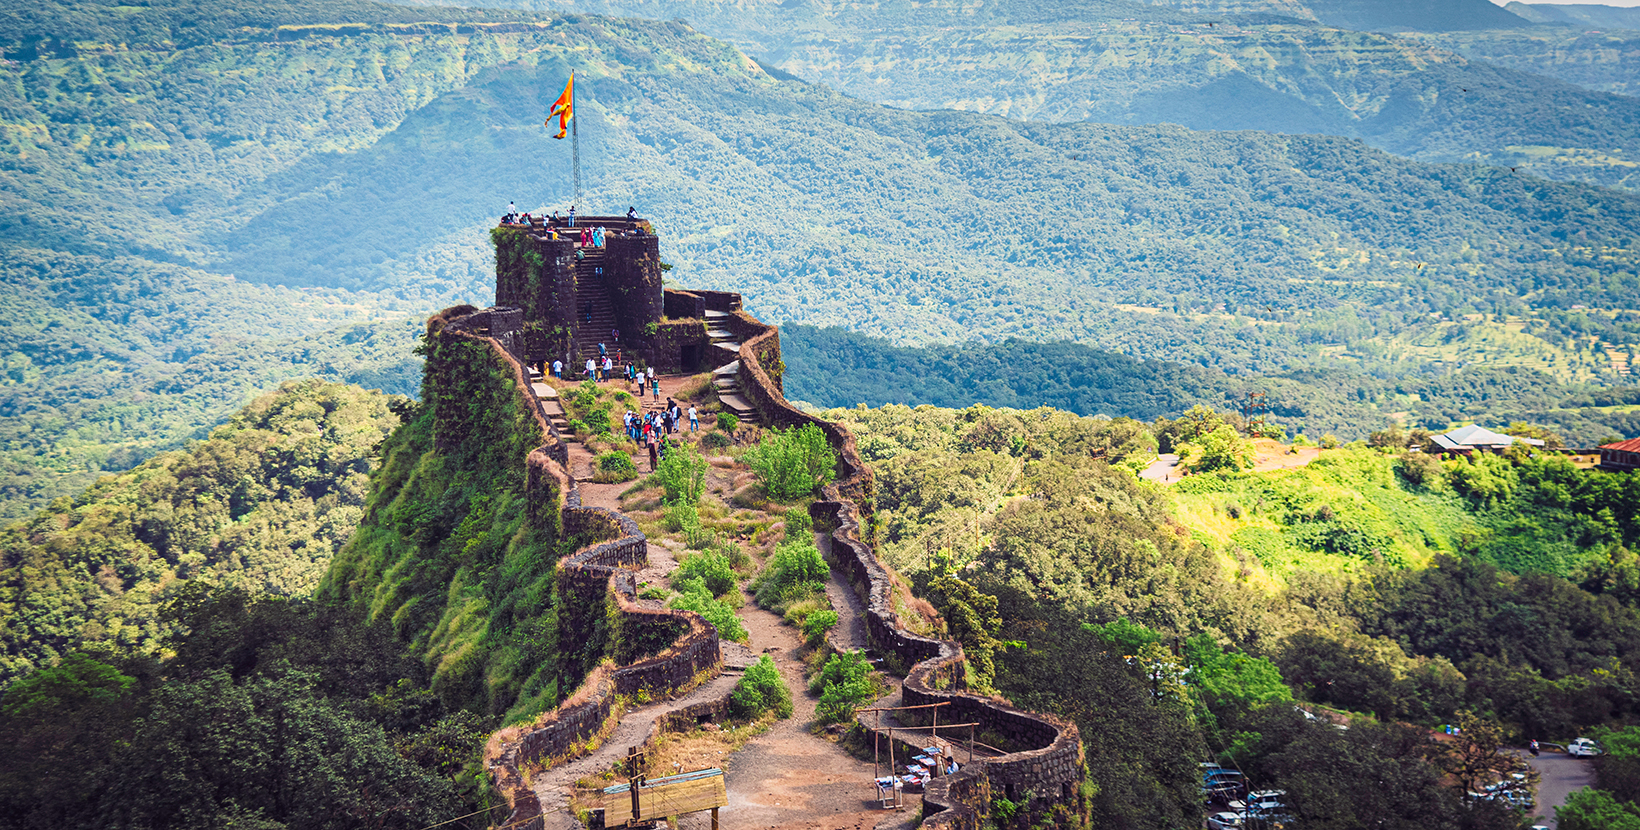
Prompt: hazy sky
<box><xmin>1491</xmin><ymin>0</ymin><xmax>1640</xmax><ymax>5</ymax></box>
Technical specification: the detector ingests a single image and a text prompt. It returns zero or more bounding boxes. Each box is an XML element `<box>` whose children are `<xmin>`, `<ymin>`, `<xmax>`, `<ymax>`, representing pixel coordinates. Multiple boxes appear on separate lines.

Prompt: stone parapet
<box><xmin>729</xmin><ymin>313</ymin><xmax>1085</xmax><ymax>828</ymax></box>
<box><xmin>432</xmin><ymin>304</ymin><xmax>722</xmax><ymax>830</ymax></box>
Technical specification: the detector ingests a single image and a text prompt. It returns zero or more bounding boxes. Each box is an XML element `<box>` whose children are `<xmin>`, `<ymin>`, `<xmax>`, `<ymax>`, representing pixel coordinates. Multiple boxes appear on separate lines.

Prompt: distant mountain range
<box><xmin>3</xmin><ymin>0</ymin><xmax>1640</xmax><ymax>517</ymax></box>
<box><xmin>1506</xmin><ymin>2</ymin><xmax>1640</xmax><ymax>28</ymax></box>
<box><xmin>1155</xmin><ymin>0</ymin><xmax>1535</xmax><ymax>30</ymax></box>
<box><xmin>398</xmin><ymin>0</ymin><xmax>1640</xmax><ymax>190</ymax></box>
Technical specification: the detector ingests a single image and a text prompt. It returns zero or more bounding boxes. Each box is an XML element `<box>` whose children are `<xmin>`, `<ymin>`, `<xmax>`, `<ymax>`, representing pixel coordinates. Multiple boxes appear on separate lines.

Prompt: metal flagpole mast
<box><xmin>571</xmin><ymin>96</ymin><xmax>583</xmax><ymax>212</ymax></box>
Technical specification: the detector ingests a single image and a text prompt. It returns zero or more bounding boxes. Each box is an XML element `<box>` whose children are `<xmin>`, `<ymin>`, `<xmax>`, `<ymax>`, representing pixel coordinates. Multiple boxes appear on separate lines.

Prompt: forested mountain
<box><xmin>6</xmin><ymin>0</ymin><xmax>1640</xmax><ymax>519</ymax></box>
<box><xmin>402</xmin><ymin>0</ymin><xmax>1640</xmax><ymax>190</ymax></box>
<box><xmin>782</xmin><ymin>324</ymin><xmax>1640</xmax><ymax>444</ymax></box>
<box><xmin>0</xmin><ymin>380</ymin><xmax>404</xmax><ymax>688</ymax></box>
<box><xmin>1412</xmin><ymin>27</ymin><xmax>1640</xmax><ymax>98</ymax></box>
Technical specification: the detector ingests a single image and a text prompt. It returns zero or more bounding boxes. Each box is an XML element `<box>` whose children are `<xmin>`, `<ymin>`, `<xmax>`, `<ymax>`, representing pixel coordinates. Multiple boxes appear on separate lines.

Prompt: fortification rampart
<box><xmin>430</xmin><ymin>306</ymin><xmax>721</xmax><ymax>830</ymax></box>
<box><xmin>726</xmin><ymin>312</ymin><xmax>1085</xmax><ymax>828</ymax></box>
<box><xmin>473</xmin><ymin>213</ymin><xmax>1082</xmax><ymax>830</ymax></box>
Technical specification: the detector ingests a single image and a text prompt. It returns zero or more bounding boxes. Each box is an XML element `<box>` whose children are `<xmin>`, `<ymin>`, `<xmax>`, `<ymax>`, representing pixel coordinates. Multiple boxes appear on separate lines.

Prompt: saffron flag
<box><xmin>547</xmin><ymin>72</ymin><xmax>574</xmax><ymax>139</ymax></box>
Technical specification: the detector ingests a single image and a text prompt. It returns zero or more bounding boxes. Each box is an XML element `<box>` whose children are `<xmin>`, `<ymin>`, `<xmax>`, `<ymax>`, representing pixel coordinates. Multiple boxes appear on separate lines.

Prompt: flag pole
<box><xmin>571</xmin><ymin>83</ymin><xmax>583</xmax><ymax>212</ymax></box>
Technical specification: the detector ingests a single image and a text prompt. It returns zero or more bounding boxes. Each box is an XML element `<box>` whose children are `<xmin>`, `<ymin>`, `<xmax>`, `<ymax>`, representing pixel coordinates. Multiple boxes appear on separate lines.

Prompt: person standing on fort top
<box><xmin>568</xmin><ymin>206</ymin><xmax>576</xmax><ymax>227</ymax></box>
<box><xmin>507</xmin><ymin>200</ymin><xmax>515</xmax><ymax>217</ymax></box>
<box><xmin>552</xmin><ymin>358</ymin><xmax>562</xmax><ymax>379</ymax></box>
<box><xmin>551</xmin><ymin>211</ymin><xmax>561</xmax><ymax>226</ymax></box>
<box><xmin>594</xmin><ymin>226</ymin><xmax>605</xmax><ymax>247</ymax></box>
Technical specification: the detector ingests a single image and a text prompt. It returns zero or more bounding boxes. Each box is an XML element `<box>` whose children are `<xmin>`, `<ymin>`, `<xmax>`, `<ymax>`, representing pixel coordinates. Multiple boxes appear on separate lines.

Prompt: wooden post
<box><xmin>932</xmin><ymin>705</ymin><xmax>938</xmax><ymax>742</ymax></box>
<box><xmin>711</xmin><ymin>807</ymin><xmax>719</xmax><ymax>830</ymax></box>
<box><xmin>969</xmin><ymin>724</ymin><xmax>974</xmax><ymax>766</ymax></box>
<box><xmin>627</xmin><ymin>746</ymin><xmax>644</xmax><ymax>826</ymax></box>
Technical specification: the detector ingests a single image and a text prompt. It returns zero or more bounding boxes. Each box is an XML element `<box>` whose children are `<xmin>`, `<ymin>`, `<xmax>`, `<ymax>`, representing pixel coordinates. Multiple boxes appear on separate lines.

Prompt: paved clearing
<box><xmin>1524</xmin><ymin>749</ymin><xmax>1596</xmax><ymax>828</ymax></box>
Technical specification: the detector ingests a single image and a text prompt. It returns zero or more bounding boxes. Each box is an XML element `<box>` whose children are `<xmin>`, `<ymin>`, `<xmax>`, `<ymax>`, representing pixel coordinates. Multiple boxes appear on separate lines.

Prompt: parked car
<box><xmin>1206</xmin><ymin>811</ymin><xmax>1243</xmax><ymax>830</ymax></box>
<box><xmin>1245</xmin><ymin>790</ymin><xmax>1287</xmax><ymax>814</ymax></box>
<box><xmin>1569</xmin><ymin>737</ymin><xmax>1602</xmax><ymax>757</ymax></box>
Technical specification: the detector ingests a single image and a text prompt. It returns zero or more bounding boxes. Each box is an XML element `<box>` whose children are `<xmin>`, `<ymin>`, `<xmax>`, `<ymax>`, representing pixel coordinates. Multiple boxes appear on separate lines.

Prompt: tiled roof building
<box><xmin>1600</xmin><ymin>437</ymin><xmax>1640</xmax><ymax>470</ymax></box>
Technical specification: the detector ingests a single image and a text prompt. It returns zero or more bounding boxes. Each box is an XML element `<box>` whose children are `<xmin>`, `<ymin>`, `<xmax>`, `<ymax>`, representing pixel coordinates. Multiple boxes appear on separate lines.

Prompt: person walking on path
<box><xmin>551</xmin><ymin>359</ymin><xmax>562</xmax><ymax>379</ymax></box>
<box><xmin>599</xmin><ymin>342</ymin><xmax>607</xmax><ymax>359</ymax></box>
<box><xmin>585</xmin><ymin>358</ymin><xmax>597</xmax><ymax>381</ymax></box>
<box><xmin>651</xmin><ymin>375</ymin><xmax>660</xmax><ymax>401</ymax></box>
<box><xmin>647</xmin><ymin>435</ymin><xmax>658</xmax><ymax>472</ymax></box>
<box><xmin>689</xmin><ymin>405</ymin><xmax>699</xmax><ymax>432</ymax></box>
<box><xmin>602</xmin><ymin>355</ymin><xmax>613</xmax><ymax>379</ymax></box>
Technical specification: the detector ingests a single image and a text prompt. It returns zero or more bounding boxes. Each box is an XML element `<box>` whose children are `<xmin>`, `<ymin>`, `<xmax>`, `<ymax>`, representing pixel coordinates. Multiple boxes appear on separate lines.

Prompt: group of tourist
<box><xmin>499</xmin><ymin>202</ymin><xmax>646</xmax><ymax>244</ymax></box>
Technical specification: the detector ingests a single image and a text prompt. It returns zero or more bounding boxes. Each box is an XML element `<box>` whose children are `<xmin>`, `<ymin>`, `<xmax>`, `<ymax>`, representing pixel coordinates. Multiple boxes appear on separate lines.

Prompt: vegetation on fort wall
<box><xmin>320</xmin><ymin>331</ymin><xmax>568</xmax><ymax>721</ymax></box>
<box><xmin>0</xmin><ymin>379</ymin><xmax>403</xmax><ymax>690</ymax></box>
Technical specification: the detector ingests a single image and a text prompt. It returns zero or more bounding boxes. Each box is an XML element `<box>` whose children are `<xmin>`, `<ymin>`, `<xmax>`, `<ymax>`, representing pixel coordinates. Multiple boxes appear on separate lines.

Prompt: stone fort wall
<box><xmin>466</xmin><ymin>221</ymin><xmax>1085</xmax><ymax>828</ymax></box>
<box><xmin>432</xmin><ymin>309</ymin><xmax>722</xmax><ymax>830</ymax></box>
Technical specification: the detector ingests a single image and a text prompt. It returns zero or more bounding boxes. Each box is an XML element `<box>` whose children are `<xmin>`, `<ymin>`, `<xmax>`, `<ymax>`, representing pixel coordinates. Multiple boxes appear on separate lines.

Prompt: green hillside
<box><xmin>413</xmin><ymin>0</ymin><xmax>1640</xmax><ymax>190</ymax></box>
<box><xmin>5</xmin><ymin>0</ymin><xmax>1640</xmax><ymax>522</ymax></box>
<box><xmin>823</xmin><ymin>397</ymin><xmax>1640</xmax><ymax>826</ymax></box>
<box><xmin>0</xmin><ymin>379</ymin><xmax>404</xmax><ymax>688</ymax></box>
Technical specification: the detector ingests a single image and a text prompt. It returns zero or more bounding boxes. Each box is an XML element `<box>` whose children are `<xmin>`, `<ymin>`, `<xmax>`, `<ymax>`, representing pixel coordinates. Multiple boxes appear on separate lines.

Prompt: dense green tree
<box><xmin>0</xmin><ymin>380</ymin><xmax>403</xmax><ymax>689</ymax></box>
<box><xmin>1558</xmin><ymin>788</ymin><xmax>1640</xmax><ymax>830</ymax></box>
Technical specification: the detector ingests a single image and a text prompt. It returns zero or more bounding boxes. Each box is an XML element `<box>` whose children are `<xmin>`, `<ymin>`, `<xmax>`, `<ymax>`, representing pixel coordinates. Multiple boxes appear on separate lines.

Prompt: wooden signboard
<box><xmin>603</xmin><ymin>767</ymin><xmax>728</xmax><ymax>825</ymax></box>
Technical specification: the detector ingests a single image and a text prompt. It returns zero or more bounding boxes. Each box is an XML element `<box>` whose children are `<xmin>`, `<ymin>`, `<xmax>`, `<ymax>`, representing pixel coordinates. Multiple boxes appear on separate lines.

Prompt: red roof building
<box><xmin>1599</xmin><ymin>438</ymin><xmax>1640</xmax><ymax>470</ymax></box>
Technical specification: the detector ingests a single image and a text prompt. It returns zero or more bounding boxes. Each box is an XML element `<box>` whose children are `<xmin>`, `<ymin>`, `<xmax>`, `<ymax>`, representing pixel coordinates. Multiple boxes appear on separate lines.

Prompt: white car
<box><xmin>1569</xmin><ymin>737</ymin><xmax>1602</xmax><ymax>757</ymax></box>
<box><xmin>1206</xmin><ymin>812</ymin><xmax>1243</xmax><ymax>830</ymax></box>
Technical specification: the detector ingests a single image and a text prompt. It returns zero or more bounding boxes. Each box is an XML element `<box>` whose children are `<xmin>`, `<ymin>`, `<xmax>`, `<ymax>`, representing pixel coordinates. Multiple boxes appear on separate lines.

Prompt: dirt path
<box><xmin>692</xmin><ymin>602</ymin><xmax>914</xmax><ymax>830</ymax></box>
<box><xmin>537</xmin><ymin>376</ymin><xmax>896</xmax><ymax>829</ymax></box>
<box><xmin>819</xmin><ymin>531</ymin><xmax>871</xmax><ymax>653</ymax></box>
<box><xmin>532</xmin><ymin>672</ymin><xmax>743</xmax><ymax>830</ymax></box>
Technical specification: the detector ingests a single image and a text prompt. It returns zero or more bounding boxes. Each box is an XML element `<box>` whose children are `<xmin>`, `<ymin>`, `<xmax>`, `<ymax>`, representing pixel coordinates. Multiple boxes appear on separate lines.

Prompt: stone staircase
<box><xmin>711</xmin><ymin>360</ymin><xmax>760</xmax><ymax>426</ymax></box>
<box><xmin>571</xmin><ymin>246</ymin><xmax>620</xmax><ymax>373</ymax></box>
<box><xmin>705</xmin><ymin>309</ymin><xmax>740</xmax><ymax>364</ymax></box>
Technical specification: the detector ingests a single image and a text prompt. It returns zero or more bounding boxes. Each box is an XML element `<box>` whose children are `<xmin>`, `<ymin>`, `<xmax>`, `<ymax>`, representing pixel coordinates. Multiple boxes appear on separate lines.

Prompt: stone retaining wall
<box><xmin>730</xmin><ymin>313</ymin><xmax>1085</xmax><ymax>828</ymax></box>
<box><xmin>432</xmin><ymin>305</ymin><xmax>723</xmax><ymax>830</ymax></box>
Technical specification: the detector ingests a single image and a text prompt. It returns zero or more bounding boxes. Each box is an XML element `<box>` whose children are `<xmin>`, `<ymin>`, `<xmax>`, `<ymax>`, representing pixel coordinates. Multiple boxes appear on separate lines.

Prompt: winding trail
<box><xmin>529</xmin><ymin>378</ymin><xmax>894</xmax><ymax>830</ymax></box>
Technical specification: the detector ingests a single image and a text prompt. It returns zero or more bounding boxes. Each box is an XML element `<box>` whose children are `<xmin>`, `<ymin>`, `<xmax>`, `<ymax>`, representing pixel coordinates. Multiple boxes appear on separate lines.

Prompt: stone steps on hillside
<box><xmin>709</xmin><ymin>361</ymin><xmax>759</xmax><ymax>425</ymax></box>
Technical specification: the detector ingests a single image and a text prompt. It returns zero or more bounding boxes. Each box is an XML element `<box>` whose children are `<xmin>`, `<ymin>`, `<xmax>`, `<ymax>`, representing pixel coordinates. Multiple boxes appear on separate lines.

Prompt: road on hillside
<box><xmin>1523</xmin><ymin>749</ymin><xmax>1596</xmax><ymax>828</ymax></box>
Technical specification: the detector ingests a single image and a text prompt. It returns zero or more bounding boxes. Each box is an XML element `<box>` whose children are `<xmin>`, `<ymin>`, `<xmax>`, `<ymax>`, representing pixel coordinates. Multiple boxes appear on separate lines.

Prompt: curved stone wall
<box><xmin>428</xmin><ymin>307</ymin><xmax>722</xmax><ymax>830</ymax></box>
<box><xmin>728</xmin><ymin>313</ymin><xmax>1085</xmax><ymax>828</ymax></box>
<box><xmin>450</xmin><ymin>294</ymin><xmax>1082</xmax><ymax>830</ymax></box>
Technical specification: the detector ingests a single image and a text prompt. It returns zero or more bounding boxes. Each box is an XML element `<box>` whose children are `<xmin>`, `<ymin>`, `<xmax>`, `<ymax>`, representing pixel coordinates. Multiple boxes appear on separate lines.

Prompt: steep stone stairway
<box><xmin>704</xmin><ymin>310</ymin><xmax>760</xmax><ymax>426</ymax></box>
<box><xmin>711</xmin><ymin>361</ymin><xmax>760</xmax><ymax>426</ymax></box>
<box><xmin>571</xmin><ymin>246</ymin><xmax>619</xmax><ymax>373</ymax></box>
